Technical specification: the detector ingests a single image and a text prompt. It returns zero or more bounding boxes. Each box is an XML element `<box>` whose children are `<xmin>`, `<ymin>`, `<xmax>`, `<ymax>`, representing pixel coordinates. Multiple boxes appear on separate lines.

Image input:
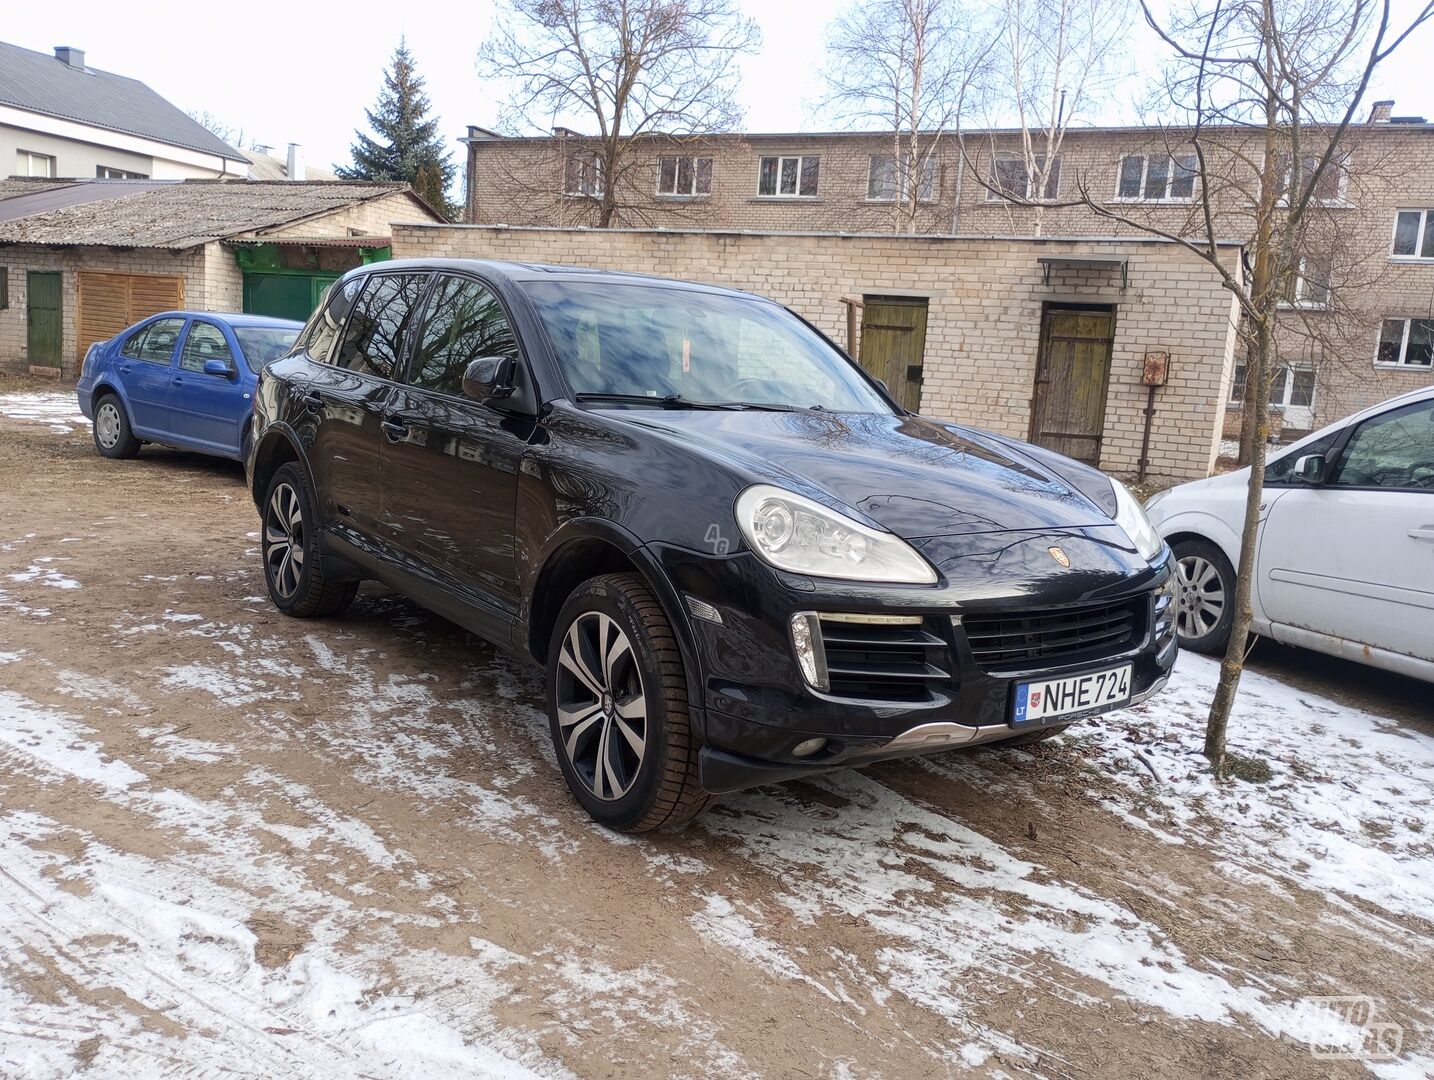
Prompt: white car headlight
<box><xmin>1111</xmin><ymin>479</ymin><xmax>1164</xmax><ymax>562</ymax></box>
<box><xmin>735</xmin><ymin>485</ymin><xmax>937</xmax><ymax>584</ymax></box>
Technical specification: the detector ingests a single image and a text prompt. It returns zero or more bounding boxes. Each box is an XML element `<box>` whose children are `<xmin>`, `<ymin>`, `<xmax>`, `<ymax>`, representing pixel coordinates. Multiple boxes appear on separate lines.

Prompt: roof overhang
<box><xmin>1037</xmin><ymin>255</ymin><xmax>1129</xmax><ymax>289</ymax></box>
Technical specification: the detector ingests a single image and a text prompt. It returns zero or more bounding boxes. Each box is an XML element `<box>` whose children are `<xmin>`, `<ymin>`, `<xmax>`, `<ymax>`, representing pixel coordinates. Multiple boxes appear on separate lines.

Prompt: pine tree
<box><xmin>340</xmin><ymin>39</ymin><xmax>457</xmax><ymax>220</ymax></box>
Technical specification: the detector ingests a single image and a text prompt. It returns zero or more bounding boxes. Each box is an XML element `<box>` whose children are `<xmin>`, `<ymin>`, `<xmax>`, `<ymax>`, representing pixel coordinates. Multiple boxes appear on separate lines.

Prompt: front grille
<box><xmin>819</xmin><ymin>619</ymin><xmax>951</xmax><ymax>702</ymax></box>
<box><xmin>963</xmin><ymin>598</ymin><xmax>1144</xmax><ymax>673</ymax></box>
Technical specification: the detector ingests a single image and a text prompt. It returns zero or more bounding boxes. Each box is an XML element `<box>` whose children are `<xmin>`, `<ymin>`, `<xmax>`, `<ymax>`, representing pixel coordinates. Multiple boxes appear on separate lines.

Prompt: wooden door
<box><xmin>859</xmin><ymin>297</ymin><xmax>929</xmax><ymax>411</ymax></box>
<box><xmin>1030</xmin><ymin>306</ymin><xmax>1115</xmax><ymax>465</ymax></box>
<box><xmin>76</xmin><ymin>270</ymin><xmax>184</xmax><ymax>364</ymax></box>
<box><xmin>26</xmin><ymin>271</ymin><xmax>62</xmax><ymax>366</ymax></box>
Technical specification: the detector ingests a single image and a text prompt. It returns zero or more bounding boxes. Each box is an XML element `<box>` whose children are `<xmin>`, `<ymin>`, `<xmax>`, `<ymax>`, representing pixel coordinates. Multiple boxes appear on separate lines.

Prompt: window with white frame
<box><xmin>867</xmin><ymin>154</ymin><xmax>937</xmax><ymax>201</ymax></box>
<box><xmin>657</xmin><ymin>155</ymin><xmax>712</xmax><ymax>197</ymax></box>
<box><xmin>563</xmin><ymin>152</ymin><xmax>604</xmax><ymax>197</ymax></box>
<box><xmin>1376</xmin><ymin>318</ymin><xmax>1434</xmax><ymax>368</ymax></box>
<box><xmin>1274</xmin><ymin>153</ymin><xmax>1346</xmax><ymax>205</ymax></box>
<box><xmin>16</xmin><ymin>150</ymin><xmax>56</xmax><ymax>178</ymax></box>
<box><xmin>1391</xmin><ymin>209</ymin><xmax>1434</xmax><ymax>259</ymax></box>
<box><xmin>986</xmin><ymin>154</ymin><xmax>1061</xmax><ymax>201</ymax></box>
<box><xmin>1282</xmin><ymin>253</ymin><xmax>1332</xmax><ymax>308</ymax></box>
<box><xmin>757</xmin><ymin>155</ymin><xmax>819</xmax><ymax>197</ymax></box>
<box><xmin>1115</xmin><ymin>153</ymin><xmax>1197</xmax><ymax>200</ymax></box>
<box><xmin>1229</xmin><ymin>361</ymin><xmax>1316</xmax><ymax>411</ymax></box>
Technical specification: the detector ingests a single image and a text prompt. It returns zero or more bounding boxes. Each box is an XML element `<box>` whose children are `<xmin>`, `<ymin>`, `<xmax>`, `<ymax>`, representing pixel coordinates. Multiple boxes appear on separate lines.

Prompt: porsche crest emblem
<box><xmin>1048</xmin><ymin>546</ymin><xmax>1071</xmax><ymax>568</ymax></box>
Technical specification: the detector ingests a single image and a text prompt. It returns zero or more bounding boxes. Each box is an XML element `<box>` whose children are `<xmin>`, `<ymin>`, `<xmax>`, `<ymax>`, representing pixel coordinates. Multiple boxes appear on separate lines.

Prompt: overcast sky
<box><xmin>3</xmin><ymin>1</ymin><xmax>1430</xmax><ymax>175</ymax></box>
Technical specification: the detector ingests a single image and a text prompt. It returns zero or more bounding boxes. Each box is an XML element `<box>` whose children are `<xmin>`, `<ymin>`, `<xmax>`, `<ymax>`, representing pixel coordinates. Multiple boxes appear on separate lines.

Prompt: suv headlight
<box><xmin>735</xmin><ymin>485</ymin><xmax>937</xmax><ymax>584</ymax></box>
<box><xmin>1111</xmin><ymin>479</ymin><xmax>1164</xmax><ymax>562</ymax></box>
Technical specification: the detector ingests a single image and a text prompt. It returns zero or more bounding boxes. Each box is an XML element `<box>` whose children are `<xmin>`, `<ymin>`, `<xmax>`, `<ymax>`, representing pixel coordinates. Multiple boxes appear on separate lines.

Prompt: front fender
<box><xmin>1156</xmin><ymin>509</ymin><xmax>1243</xmax><ymax>568</ymax></box>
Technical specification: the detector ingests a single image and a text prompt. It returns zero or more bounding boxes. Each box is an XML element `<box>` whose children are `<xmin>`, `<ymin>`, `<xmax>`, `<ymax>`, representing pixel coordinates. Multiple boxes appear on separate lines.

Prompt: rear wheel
<box><xmin>92</xmin><ymin>394</ymin><xmax>139</xmax><ymax>459</ymax></box>
<box><xmin>1172</xmin><ymin>538</ymin><xmax>1235</xmax><ymax>654</ymax></box>
<box><xmin>261</xmin><ymin>462</ymin><xmax>357</xmax><ymax>618</ymax></box>
<box><xmin>546</xmin><ymin>573</ymin><xmax>711</xmax><ymax>832</ymax></box>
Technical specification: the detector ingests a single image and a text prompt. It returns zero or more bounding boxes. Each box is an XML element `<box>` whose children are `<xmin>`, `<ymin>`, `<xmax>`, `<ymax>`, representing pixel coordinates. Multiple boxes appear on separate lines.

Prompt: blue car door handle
<box><xmin>171</xmin><ymin>376</ymin><xmax>184</xmax><ymax>386</ymax></box>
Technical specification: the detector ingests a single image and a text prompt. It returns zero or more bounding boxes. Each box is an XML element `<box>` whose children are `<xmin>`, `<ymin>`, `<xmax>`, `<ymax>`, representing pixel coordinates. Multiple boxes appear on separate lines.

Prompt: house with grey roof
<box><xmin>0</xmin><ymin>178</ymin><xmax>442</xmax><ymax>375</ymax></box>
<box><xmin>0</xmin><ymin>40</ymin><xmax>249</xmax><ymax>181</ymax></box>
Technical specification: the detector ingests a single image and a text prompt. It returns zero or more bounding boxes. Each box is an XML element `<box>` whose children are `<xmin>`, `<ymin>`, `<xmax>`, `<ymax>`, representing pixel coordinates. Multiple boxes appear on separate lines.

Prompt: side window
<box><xmin>1331</xmin><ymin>399</ymin><xmax>1434</xmax><ymax>490</ymax></box>
<box><xmin>302</xmin><ymin>277</ymin><xmax>362</xmax><ymax>363</ymax></box>
<box><xmin>179</xmin><ymin>321</ymin><xmax>234</xmax><ymax>373</ymax></box>
<box><xmin>408</xmin><ymin>276</ymin><xmax>520</xmax><ymax>396</ymax></box>
<box><xmin>123</xmin><ymin>318</ymin><xmax>185</xmax><ymax>365</ymax></box>
<box><xmin>333</xmin><ymin>274</ymin><xmax>428</xmax><ymax>379</ymax></box>
<box><xmin>1264</xmin><ymin>430</ymin><xmax>1339</xmax><ymax>485</ymax></box>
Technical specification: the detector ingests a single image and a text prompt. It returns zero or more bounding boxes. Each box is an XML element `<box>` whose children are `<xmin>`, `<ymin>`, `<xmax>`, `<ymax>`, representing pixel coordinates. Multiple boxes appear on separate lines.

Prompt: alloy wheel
<box><xmin>96</xmin><ymin>402</ymin><xmax>121</xmax><ymax>450</ymax></box>
<box><xmin>1175</xmin><ymin>553</ymin><xmax>1225</xmax><ymax>639</ymax></box>
<box><xmin>554</xmin><ymin>612</ymin><xmax>648</xmax><ymax>801</ymax></box>
<box><xmin>263</xmin><ymin>483</ymin><xmax>306</xmax><ymax>600</ymax></box>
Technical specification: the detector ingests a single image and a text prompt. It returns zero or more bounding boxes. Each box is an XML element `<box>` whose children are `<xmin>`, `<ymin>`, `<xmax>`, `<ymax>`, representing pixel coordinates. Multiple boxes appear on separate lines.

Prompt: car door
<box><xmin>304</xmin><ymin>271</ymin><xmax>430</xmax><ymax>542</ymax></box>
<box><xmin>1257</xmin><ymin>396</ymin><xmax>1434</xmax><ymax>662</ymax></box>
<box><xmin>380</xmin><ymin>272</ymin><xmax>531</xmax><ymax>622</ymax></box>
<box><xmin>116</xmin><ymin>316</ymin><xmax>185</xmax><ymax>433</ymax></box>
<box><xmin>171</xmin><ymin>318</ymin><xmax>245</xmax><ymax>451</ymax></box>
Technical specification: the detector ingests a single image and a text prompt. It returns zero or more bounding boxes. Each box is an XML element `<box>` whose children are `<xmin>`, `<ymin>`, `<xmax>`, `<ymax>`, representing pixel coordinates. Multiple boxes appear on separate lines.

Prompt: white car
<box><xmin>1145</xmin><ymin>385</ymin><xmax>1434</xmax><ymax>683</ymax></box>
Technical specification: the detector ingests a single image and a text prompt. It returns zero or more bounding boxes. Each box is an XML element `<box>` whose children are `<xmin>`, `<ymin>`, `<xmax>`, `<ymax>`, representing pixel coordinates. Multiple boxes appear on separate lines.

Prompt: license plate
<box><xmin>1012</xmin><ymin>664</ymin><xmax>1132</xmax><ymax>725</ymax></box>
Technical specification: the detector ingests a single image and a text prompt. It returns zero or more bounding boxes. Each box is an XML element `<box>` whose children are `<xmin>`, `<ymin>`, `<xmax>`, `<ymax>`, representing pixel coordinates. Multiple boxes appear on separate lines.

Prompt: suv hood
<box><xmin>615</xmin><ymin>409</ymin><xmax>1115</xmax><ymax>538</ymax></box>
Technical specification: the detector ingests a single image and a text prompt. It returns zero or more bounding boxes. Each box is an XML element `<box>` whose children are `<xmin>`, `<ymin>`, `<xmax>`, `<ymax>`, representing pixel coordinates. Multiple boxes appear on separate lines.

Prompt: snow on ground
<box><xmin>0</xmin><ymin>392</ymin><xmax>87</xmax><ymax>434</ymax></box>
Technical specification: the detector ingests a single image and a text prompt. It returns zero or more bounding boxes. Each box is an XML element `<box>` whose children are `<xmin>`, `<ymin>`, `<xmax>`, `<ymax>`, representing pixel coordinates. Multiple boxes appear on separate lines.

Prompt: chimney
<box><xmin>253</xmin><ymin>143</ymin><xmax>274</xmax><ymax>156</ymax></box>
<box><xmin>286</xmin><ymin>143</ymin><xmax>305</xmax><ymax>182</ymax></box>
<box><xmin>54</xmin><ymin>46</ymin><xmax>85</xmax><ymax>71</ymax></box>
<box><xmin>1368</xmin><ymin>99</ymin><xmax>1395</xmax><ymax>123</ymax></box>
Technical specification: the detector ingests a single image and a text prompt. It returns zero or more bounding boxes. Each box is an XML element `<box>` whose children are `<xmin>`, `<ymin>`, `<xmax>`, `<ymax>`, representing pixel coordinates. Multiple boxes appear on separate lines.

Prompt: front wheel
<box><xmin>1171</xmin><ymin>538</ymin><xmax>1235</xmax><ymax>654</ymax></box>
<box><xmin>261</xmin><ymin>462</ymin><xmax>357</xmax><ymax>618</ymax></box>
<box><xmin>546</xmin><ymin>573</ymin><xmax>711</xmax><ymax>832</ymax></box>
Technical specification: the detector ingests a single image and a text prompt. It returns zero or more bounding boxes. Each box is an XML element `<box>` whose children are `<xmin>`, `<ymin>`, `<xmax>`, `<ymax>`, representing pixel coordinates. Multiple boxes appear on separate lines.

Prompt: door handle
<box><xmin>171</xmin><ymin>376</ymin><xmax>184</xmax><ymax>386</ymax></box>
<box><xmin>381</xmin><ymin>418</ymin><xmax>409</xmax><ymax>442</ymax></box>
<box><xmin>118</xmin><ymin>364</ymin><xmax>131</xmax><ymax>375</ymax></box>
<box><xmin>300</xmin><ymin>390</ymin><xmax>324</xmax><ymax>410</ymax></box>
<box><xmin>1410</xmin><ymin>527</ymin><xmax>1434</xmax><ymax>542</ymax></box>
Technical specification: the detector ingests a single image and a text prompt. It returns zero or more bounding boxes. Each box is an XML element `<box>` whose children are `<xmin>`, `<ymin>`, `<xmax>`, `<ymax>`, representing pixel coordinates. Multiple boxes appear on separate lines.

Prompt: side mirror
<box><xmin>1293</xmin><ymin>453</ymin><xmax>1326</xmax><ymax>483</ymax></box>
<box><xmin>462</xmin><ymin>355</ymin><xmax>516</xmax><ymax>403</ymax></box>
<box><xmin>202</xmin><ymin>358</ymin><xmax>234</xmax><ymax>378</ymax></box>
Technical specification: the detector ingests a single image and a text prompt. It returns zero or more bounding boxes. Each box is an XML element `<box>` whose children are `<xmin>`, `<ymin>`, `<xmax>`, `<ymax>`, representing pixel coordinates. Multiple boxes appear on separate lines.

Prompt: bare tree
<box><xmin>188</xmin><ymin>111</ymin><xmax>255</xmax><ymax>153</ymax></box>
<box><xmin>1058</xmin><ymin>0</ymin><xmax>1433</xmax><ymax>769</ymax></box>
<box><xmin>478</xmin><ymin>0</ymin><xmax>760</xmax><ymax>227</ymax></box>
<box><xmin>818</xmin><ymin>0</ymin><xmax>994</xmax><ymax>233</ymax></box>
<box><xmin>965</xmin><ymin>0</ymin><xmax>1132</xmax><ymax>233</ymax></box>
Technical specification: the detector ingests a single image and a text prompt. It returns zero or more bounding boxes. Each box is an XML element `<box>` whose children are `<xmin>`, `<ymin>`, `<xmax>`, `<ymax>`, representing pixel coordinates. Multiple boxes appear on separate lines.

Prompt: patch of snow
<box><xmin>8</xmin><ymin>562</ymin><xmax>81</xmax><ymax>589</ymax></box>
<box><xmin>0</xmin><ymin>690</ymin><xmax>146</xmax><ymax>789</ymax></box>
<box><xmin>0</xmin><ymin>392</ymin><xmax>88</xmax><ymax>433</ymax></box>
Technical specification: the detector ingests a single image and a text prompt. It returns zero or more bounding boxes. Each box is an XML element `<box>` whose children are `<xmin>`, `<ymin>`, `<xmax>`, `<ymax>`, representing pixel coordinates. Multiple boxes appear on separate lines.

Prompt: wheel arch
<box><xmin>1158</xmin><ymin>513</ymin><xmax>1242</xmax><ymax>570</ymax></box>
<box><xmin>88</xmin><ymin>381</ymin><xmax>128</xmax><ymax>416</ymax></box>
<box><xmin>250</xmin><ymin>423</ymin><xmax>310</xmax><ymax>511</ymax></box>
<box><xmin>525</xmin><ymin>523</ymin><xmax>706</xmax><ymax>738</ymax></box>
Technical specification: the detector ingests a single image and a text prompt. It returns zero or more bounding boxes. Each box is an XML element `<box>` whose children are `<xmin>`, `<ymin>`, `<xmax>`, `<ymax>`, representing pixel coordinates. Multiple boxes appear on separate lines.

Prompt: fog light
<box><xmin>789</xmin><ymin>611</ymin><xmax>829</xmax><ymax>692</ymax></box>
<box><xmin>792</xmin><ymin>737</ymin><xmax>827</xmax><ymax>758</ymax></box>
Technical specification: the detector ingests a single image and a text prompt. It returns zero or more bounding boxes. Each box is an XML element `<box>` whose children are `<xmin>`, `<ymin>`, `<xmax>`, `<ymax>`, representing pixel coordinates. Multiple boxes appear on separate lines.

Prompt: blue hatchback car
<box><xmin>77</xmin><ymin>311</ymin><xmax>302</xmax><ymax>461</ymax></box>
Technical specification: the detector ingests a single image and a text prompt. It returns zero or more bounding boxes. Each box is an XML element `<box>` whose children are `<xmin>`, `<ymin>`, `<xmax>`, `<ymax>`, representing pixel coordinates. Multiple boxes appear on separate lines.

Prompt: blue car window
<box><xmin>123</xmin><ymin>318</ymin><xmax>186</xmax><ymax>365</ymax></box>
<box><xmin>180</xmin><ymin>322</ymin><xmax>234</xmax><ymax>373</ymax></box>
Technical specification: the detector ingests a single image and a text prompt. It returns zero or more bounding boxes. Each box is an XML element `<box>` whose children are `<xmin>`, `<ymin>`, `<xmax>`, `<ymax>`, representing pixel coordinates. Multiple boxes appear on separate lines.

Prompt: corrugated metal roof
<box><xmin>0</xmin><ymin>40</ymin><xmax>247</xmax><ymax>162</ymax></box>
<box><xmin>0</xmin><ymin>179</ymin><xmax>425</xmax><ymax>249</ymax></box>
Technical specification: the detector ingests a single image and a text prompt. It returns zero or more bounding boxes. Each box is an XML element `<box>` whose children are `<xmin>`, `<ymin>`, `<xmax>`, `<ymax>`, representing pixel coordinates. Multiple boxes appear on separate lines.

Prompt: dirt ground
<box><xmin>1</xmin><ymin>401</ymin><xmax>1431</xmax><ymax>1079</ymax></box>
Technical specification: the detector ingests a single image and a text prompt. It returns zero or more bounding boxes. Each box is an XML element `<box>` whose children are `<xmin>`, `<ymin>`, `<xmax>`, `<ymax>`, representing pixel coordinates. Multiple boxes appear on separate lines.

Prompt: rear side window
<box><xmin>121</xmin><ymin>317</ymin><xmax>185</xmax><ymax>365</ymax></box>
<box><xmin>179</xmin><ymin>321</ymin><xmax>234</xmax><ymax>373</ymax></box>
<box><xmin>407</xmin><ymin>275</ymin><xmax>520</xmax><ymax>396</ymax></box>
<box><xmin>333</xmin><ymin>273</ymin><xmax>428</xmax><ymax>380</ymax></box>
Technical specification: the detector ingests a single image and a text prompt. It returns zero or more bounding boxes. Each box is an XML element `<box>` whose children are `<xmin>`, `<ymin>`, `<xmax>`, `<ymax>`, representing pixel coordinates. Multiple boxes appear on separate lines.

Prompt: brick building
<box><xmin>0</xmin><ymin>179</ymin><xmax>441</xmax><ymax>375</ymax></box>
<box><xmin>462</xmin><ymin>106</ymin><xmax>1434</xmax><ymax>444</ymax></box>
<box><xmin>392</xmin><ymin>222</ymin><xmax>1242</xmax><ymax>481</ymax></box>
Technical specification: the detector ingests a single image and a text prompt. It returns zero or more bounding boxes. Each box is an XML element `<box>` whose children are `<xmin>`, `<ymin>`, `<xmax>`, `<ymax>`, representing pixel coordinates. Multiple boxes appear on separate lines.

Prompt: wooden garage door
<box><xmin>76</xmin><ymin>270</ymin><xmax>185</xmax><ymax>362</ymax></box>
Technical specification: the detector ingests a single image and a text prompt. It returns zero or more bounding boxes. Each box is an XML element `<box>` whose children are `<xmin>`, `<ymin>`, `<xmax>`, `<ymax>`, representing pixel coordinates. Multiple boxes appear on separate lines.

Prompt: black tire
<box><xmin>92</xmin><ymin>393</ymin><xmax>140</xmax><ymax>459</ymax></box>
<box><xmin>546</xmin><ymin>573</ymin><xmax>712</xmax><ymax>833</ymax></box>
<box><xmin>987</xmin><ymin>724</ymin><xmax>1072</xmax><ymax>749</ymax></box>
<box><xmin>260</xmin><ymin>461</ymin><xmax>358</xmax><ymax>618</ymax></box>
<box><xmin>1171</xmin><ymin>537</ymin><xmax>1235</xmax><ymax>654</ymax></box>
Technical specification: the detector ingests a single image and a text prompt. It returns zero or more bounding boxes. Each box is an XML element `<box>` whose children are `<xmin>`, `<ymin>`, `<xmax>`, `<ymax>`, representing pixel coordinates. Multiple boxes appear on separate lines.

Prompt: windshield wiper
<box><xmin>574</xmin><ymin>392</ymin><xmax>742</xmax><ymax>410</ymax></box>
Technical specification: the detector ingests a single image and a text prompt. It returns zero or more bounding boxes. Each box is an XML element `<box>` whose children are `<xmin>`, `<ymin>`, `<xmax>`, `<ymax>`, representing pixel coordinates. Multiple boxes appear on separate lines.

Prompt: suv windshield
<box><xmin>235</xmin><ymin>327</ymin><xmax>300</xmax><ymax>373</ymax></box>
<box><xmin>522</xmin><ymin>281</ymin><xmax>891</xmax><ymax>412</ymax></box>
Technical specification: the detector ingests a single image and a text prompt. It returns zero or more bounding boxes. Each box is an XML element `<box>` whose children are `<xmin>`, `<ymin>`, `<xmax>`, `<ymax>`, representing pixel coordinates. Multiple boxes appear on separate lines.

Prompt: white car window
<box><xmin>1331</xmin><ymin>399</ymin><xmax>1434</xmax><ymax>491</ymax></box>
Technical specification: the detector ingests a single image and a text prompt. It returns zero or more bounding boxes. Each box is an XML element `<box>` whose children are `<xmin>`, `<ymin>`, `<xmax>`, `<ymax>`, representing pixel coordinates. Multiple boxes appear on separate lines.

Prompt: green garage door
<box><xmin>27</xmin><ymin>271</ymin><xmax>63</xmax><ymax>365</ymax></box>
<box><xmin>242</xmin><ymin>272</ymin><xmax>340</xmax><ymax>322</ymax></box>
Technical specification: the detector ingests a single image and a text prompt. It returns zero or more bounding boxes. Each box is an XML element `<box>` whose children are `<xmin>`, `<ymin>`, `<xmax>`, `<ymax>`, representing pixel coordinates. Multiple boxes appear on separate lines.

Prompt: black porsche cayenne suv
<box><xmin>248</xmin><ymin>259</ymin><xmax>1177</xmax><ymax>831</ymax></box>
